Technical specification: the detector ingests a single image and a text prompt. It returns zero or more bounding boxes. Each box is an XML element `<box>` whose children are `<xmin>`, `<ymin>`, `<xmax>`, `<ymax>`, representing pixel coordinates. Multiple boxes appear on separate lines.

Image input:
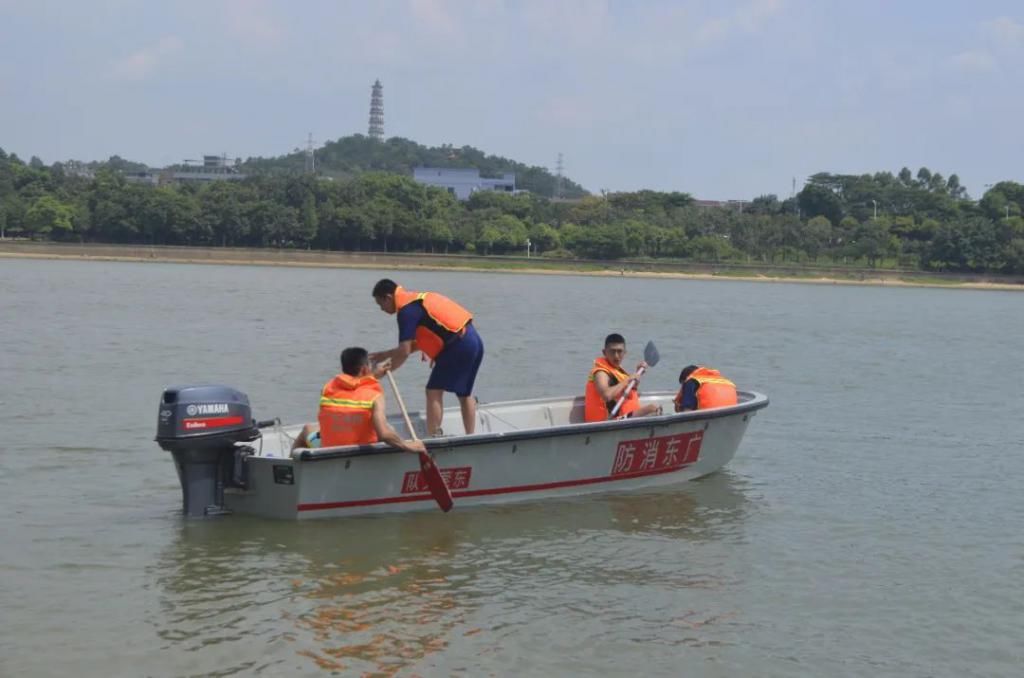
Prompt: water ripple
<box><xmin>3</xmin><ymin>262</ymin><xmax>1024</xmax><ymax>677</ymax></box>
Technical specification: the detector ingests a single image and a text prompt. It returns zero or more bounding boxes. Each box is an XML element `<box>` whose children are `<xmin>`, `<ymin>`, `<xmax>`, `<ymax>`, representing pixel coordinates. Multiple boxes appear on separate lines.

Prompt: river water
<box><xmin>1</xmin><ymin>259</ymin><xmax>1021</xmax><ymax>677</ymax></box>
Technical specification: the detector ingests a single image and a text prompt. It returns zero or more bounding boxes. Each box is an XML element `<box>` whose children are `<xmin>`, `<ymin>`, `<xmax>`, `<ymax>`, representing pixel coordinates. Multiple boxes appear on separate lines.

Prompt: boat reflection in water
<box><xmin>153</xmin><ymin>472</ymin><xmax>753</xmax><ymax>674</ymax></box>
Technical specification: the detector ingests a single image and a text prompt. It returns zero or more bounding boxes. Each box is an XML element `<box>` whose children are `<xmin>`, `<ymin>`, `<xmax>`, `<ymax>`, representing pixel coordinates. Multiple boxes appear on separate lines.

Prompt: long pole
<box><xmin>871</xmin><ymin>200</ymin><xmax>878</xmax><ymax>220</ymax></box>
<box><xmin>385</xmin><ymin>371</ymin><xmax>417</xmax><ymax>441</ymax></box>
<box><xmin>385</xmin><ymin>370</ymin><xmax>453</xmax><ymax>512</ymax></box>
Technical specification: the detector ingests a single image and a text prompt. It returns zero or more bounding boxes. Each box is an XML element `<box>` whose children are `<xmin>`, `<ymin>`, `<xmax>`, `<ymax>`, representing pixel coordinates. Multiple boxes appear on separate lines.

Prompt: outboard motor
<box><xmin>155</xmin><ymin>385</ymin><xmax>260</xmax><ymax>517</ymax></box>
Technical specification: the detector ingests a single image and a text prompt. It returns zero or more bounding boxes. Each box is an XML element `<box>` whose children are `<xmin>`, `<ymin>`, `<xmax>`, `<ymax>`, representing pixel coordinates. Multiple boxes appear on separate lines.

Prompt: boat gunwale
<box><xmin>287</xmin><ymin>390</ymin><xmax>769</xmax><ymax>463</ymax></box>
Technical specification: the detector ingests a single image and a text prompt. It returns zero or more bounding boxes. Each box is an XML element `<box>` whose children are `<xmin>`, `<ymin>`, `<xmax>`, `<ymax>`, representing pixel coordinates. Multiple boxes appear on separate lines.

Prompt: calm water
<box><xmin>1</xmin><ymin>259</ymin><xmax>1022</xmax><ymax>677</ymax></box>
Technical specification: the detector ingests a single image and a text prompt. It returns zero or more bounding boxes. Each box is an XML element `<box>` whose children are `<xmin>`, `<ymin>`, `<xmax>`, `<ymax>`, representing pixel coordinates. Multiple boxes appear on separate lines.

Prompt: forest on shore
<box><xmin>2</xmin><ymin>138</ymin><xmax>1023</xmax><ymax>274</ymax></box>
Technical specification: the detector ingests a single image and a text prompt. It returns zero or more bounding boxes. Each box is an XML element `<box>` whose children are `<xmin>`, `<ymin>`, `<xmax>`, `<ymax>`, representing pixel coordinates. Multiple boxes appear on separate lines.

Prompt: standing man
<box><xmin>369</xmin><ymin>279</ymin><xmax>484</xmax><ymax>436</ymax></box>
<box><xmin>584</xmin><ymin>333</ymin><xmax>662</xmax><ymax>422</ymax></box>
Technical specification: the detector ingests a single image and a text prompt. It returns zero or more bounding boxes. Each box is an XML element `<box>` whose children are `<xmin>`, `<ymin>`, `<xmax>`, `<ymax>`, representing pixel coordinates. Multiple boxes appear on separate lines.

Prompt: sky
<box><xmin>1</xmin><ymin>0</ymin><xmax>1022</xmax><ymax>200</ymax></box>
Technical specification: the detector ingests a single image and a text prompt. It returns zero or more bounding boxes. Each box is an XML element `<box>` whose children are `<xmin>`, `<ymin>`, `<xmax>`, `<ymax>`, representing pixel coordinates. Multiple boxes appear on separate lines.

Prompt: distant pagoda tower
<box><xmin>368</xmin><ymin>79</ymin><xmax>384</xmax><ymax>141</ymax></box>
<box><xmin>555</xmin><ymin>152</ymin><xmax>565</xmax><ymax>198</ymax></box>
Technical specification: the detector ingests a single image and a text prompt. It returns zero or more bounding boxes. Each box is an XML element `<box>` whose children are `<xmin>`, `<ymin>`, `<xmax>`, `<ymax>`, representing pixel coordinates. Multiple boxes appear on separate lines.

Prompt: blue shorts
<box><xmin>426</xmin><ymin>323</ymin><xmax>484</xmax><ymax>397</ymax></box>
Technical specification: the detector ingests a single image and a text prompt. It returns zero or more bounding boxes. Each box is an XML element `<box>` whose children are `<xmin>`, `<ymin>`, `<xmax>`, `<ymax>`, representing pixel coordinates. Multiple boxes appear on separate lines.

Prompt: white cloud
<box><xmin>695</xmin><ymin>0</ymin><xmax>786</xmax><ymax>48</ymax></box>
<box><xmin>984</xmin><ymin>16</ymin><xmax>1024</xmax><ymax>48</ymax></box>
<box><xmin>536</xmin><ymin>95</ymin><xmax>592</xmax><ymax>128</ymax></box>
<box><xmin>108</xmin><ymin>36</ymin><xmax>184</xmax><ymax>81</ymax></box>
<box><xmin>951</xmin><ymin>49</ymin><xmax>997</xmax><ymax>73</ymax></box>
<box><xmin>734</xmin><ymin>0</ymin><xmax>786</xmax><ymax>32</ymax></box>
<box><xmin>409</xmin><ymin>0</ymin><xmax>460</xmax><ymax>39</ymax></box>
<box><xmin>694</xmin><ymin>16</ymin><xmax>731</xmax><ymax>47</ymax></box>
<box><xmin>521</xmin><ymin>0</ymin><xmax>611</xmax><ymax>49</ymax></box>
<box><xmin>944</xmin><ymin>16</ymin><xmax>1023</xmax><ymax>77</ymax></box>
<box><xmin>221</xmin><ymin>0</ymin><xmax>284</xmax><ymax>45</ymax></box>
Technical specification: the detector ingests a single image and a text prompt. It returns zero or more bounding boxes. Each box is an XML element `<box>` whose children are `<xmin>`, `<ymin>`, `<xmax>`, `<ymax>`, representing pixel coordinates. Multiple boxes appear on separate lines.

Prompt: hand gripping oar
<box><xmin>385</xmin><ymin>370</ymin><xmax>453</xmax><ymax>513</ymax></box>
<box><xmin>609</xmin><ymin>340</ymin><xmax>660</xmax><ymax>418</ymax></box>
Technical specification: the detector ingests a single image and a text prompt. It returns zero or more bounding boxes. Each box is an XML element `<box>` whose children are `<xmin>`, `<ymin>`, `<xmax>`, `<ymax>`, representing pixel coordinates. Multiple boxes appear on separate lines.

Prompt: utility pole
<box><xmin>984</xmin><ymin>184</ymin><xmax>1012</xmax><ymax>219</ymax></box>
<box><xmin>871</xmin><ymin>199</ymin><xmax>878</xmax><ymax>220</ymax></box>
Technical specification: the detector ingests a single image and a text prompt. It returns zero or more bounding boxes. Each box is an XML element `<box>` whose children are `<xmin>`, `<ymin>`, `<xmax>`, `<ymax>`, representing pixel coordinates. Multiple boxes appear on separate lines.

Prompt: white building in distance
<box><xmin>413</xmin><ymin>167</ymin><xmax>515</xmax><ymax>201</ymax></box>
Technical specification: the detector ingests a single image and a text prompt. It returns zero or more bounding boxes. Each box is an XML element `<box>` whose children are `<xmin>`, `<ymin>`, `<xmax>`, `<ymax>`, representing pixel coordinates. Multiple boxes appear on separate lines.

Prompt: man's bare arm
<box><xmin>371</xmin><ymin>394</ymin><xmax>425</xmax><ymax>454</ymax></box>
<box><xmin>370</xmin><ymin>340</ymin><xmax>415</xmax><ymax>371</ymax></box>
<box><xmin>594</xmin><ymin>371</ymin><xmax>637</xmax><ymax>402</ymax></box>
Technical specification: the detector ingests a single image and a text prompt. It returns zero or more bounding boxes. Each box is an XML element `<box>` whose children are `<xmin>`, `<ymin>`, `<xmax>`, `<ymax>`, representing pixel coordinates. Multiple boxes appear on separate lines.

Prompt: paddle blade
<box><xmin>643</xmin><ymin>340</ymin><xmax>661</xmax><ymax>368</ymax></box>
<box><xmin>418</xmin><ymin>451</ymin><xmax>454</xmax><ymax>513</ymax></box>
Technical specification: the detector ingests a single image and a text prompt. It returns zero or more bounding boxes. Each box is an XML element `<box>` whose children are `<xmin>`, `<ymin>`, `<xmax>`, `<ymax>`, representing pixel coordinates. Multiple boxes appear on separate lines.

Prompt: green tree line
<box><xmin>242</xmin><ymin>134</ymin><xmax>588</xmax><ymax>199</ymax></box>
<box><xmin>2</xmin><ymin>147</ymin><xmax>1023</xmax><ymax>274</ymax></box>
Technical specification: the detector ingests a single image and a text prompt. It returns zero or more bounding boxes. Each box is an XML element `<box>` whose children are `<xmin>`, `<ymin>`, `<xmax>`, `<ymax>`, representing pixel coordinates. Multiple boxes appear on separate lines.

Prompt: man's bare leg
<box><xmin>291</xmin><ymin>423</ymin><xmax>316</xmax><ymax>451</ymax></box>
<box><xmin>426</xmin><ymin>388</ymin><xmax>445</xmax><ymax>436</ymax></box>
<box><xmin>458</xmin><ymin>395</ymin><xmax>477</xmax><ymax>434</ymax></box>
<box><xmin>637</xmin><ymin>403</ymin><xmax>663</xmax><ymax>417</ymax></box>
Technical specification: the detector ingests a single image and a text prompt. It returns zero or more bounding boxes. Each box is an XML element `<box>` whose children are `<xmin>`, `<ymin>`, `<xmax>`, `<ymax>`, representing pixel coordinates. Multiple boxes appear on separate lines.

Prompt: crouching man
<box><xmin>673</xmin><ymin>365</ymin><xmax>738</xmax><ymax>412</ymax></box>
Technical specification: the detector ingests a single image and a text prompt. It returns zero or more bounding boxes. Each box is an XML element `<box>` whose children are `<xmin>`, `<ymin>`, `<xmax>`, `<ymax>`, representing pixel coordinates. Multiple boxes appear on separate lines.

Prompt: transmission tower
<box><xmin>305</xmin><ymin>132</ymin><xmax>316</xmax><ymax>174</ymax></box>
<box><xmin>294</xmin><ymin>134</ymin><xmax>317</xmax><ymax>174</ymax></box>
<box><xmin>368</xmin><ymin>79</ymin><xmax>384</xmax><ymax>141</ymax></box>
<box><xmin>555</xmin><ymin>152</ymin><xmax>564</xmax><ymax>199</ymax></box>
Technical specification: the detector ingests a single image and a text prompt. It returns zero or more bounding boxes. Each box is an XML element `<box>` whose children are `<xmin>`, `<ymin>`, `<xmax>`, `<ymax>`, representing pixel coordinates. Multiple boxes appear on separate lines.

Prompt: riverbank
<box><xmin>2</xmin><ymin>241</ymin><xmax>1022</xmax><ymax>290</ymax></box>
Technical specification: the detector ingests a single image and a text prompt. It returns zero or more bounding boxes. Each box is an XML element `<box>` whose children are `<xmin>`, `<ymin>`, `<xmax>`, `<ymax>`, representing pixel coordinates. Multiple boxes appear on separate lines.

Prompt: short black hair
<box><xmin>678</xmin><ymin>365</ymin><xmax>699</xmax><ymax>383</ymax></box>
<box><xmin>340</xmin><ymin>347</ymin><xmax>370</xmax><ymax>376</ymax></box>
<box><xmin>604</xmin><ymin>333</ymin><xmax>626</xmax><ymax>347</ymax></box>
<box><xmin>372</xmin><ymin>278</ymin><xmax>398</xmax><ymax>298</ymax></box>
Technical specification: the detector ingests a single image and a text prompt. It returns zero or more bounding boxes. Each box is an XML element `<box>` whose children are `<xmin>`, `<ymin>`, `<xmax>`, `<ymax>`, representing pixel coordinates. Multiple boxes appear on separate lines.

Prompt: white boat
<box><xmin>156</xmin><ymin>386</ymin><xmax>768</xmax><ymax>520</ymax></box>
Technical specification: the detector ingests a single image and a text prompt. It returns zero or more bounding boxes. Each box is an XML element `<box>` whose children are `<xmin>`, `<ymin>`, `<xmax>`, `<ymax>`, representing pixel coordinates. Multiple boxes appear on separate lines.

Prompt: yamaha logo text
<box><xmin>185</xmin><ymin>403</ymin><xmax>230</xmax><ymax>416</ymax></box>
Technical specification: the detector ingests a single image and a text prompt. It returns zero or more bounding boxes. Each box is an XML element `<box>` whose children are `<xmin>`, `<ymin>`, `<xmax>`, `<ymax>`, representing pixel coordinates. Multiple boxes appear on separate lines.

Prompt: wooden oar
<box><xmin>609</xmin><ymin>340</ymin><xmax>661</xmax><ymax>418</ymax></box>
<box><xmin>384</xmin><ymin>370</ymin><xmax>453</xmax><ymax>513</ymax></box>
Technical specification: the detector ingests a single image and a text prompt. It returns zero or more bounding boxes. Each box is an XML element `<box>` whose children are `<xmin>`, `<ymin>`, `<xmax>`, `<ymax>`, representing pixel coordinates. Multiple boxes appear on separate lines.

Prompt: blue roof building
<box><xmin>413</xmin><ymin>167</ymin><xmax>515</xmax><ymax>201</ymax></box>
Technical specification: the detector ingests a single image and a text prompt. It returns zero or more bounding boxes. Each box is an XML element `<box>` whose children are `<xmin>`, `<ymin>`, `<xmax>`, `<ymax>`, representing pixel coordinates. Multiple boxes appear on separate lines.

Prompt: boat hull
<box><xmin>224</xmin><ymin>391</ymin><xmax>768</xmax><ymax>520</ymax></box>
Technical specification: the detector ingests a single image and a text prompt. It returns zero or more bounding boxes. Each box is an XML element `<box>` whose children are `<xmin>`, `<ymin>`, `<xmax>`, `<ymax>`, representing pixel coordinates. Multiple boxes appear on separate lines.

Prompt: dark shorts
<box><xmin>426</xmin><ymin>323</ymin><xmax>484</xmax><ymax>397</ymax></box>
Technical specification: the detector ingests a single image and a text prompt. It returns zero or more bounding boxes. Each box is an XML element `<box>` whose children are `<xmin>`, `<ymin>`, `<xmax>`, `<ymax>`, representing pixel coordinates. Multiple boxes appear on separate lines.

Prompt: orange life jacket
<box><xmin>318</xmin><ymin>373</ymin><xmax>383</xmax><ymax>447</ymax></box>
<box><xmin>674</xmin><ymin>366</ymin><xmax>737</xmax><ymax>411</ymax></box>
<box><xmin>394</xmin><ymin>286</ymin><xmax>473</xmax><ymax>360</ymax></box>
<box><xmin>585</xmin><ymin>357</ymin><xmax>639</xmax><ymax>422</ymax></box>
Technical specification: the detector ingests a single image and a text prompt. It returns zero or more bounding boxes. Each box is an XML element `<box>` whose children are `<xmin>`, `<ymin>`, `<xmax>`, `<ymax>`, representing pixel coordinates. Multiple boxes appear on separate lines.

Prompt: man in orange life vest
<box><xmin>673</xmin><ymin>365</ymin><xmax>738</xmax><ymax>412</ymax></box>
<box><xmin>369</xmin><ymin>279</ymin><xmax>484</xmax><ymax>436</ymax></box>
<box><xmin>584</xmin><ymin>333</ymin><xmax>663</xmax><ymax>422</ymax></box>
<box><xmin>291</xmin><ymin>347</ymin><xmax>426</xmax><ymax>454</ymax></box>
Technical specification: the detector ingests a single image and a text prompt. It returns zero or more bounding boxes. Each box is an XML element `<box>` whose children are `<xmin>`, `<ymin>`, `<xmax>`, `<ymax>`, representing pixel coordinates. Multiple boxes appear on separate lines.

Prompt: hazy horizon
<box><xmin>2</xmin><ymin>0</ymin><xmax>1022</xmax><ymax>200</ymax></box>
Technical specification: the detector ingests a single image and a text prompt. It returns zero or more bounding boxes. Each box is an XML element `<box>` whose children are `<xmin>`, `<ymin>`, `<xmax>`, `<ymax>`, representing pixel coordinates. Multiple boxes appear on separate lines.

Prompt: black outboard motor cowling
<box><xmin>156</xmin><ymin>385</ymin><xmax>259</xmax><ymax>517</ymax></box>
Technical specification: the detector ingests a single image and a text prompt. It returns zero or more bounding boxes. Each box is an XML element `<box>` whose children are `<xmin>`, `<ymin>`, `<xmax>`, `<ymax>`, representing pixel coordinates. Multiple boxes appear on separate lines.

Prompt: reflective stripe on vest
<box><xmin>394</xmin><ymin>286</ymin><xmax>473</xmax><ymax>360</ymax></box>
<box><xmin>685</xmin><ymin>367</ymin><xmax>737</xmax><ymax>410</ymax></box>
<box><xmin>318</xmin><ymin>374</ymin><xmax>382</xmax><ymax>447</ymax></box>
<box><xmin>584</xmin><ymin>356</ymin><xmax>639</xmax><ymax>422</ymax></box>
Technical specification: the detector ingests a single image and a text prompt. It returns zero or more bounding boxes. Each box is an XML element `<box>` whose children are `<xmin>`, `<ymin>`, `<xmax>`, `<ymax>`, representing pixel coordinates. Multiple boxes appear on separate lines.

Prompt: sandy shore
<box><xmin>2</xmin><ymin>242</ymin><xmax>1021</xmax><ymax>291</ymax></box>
